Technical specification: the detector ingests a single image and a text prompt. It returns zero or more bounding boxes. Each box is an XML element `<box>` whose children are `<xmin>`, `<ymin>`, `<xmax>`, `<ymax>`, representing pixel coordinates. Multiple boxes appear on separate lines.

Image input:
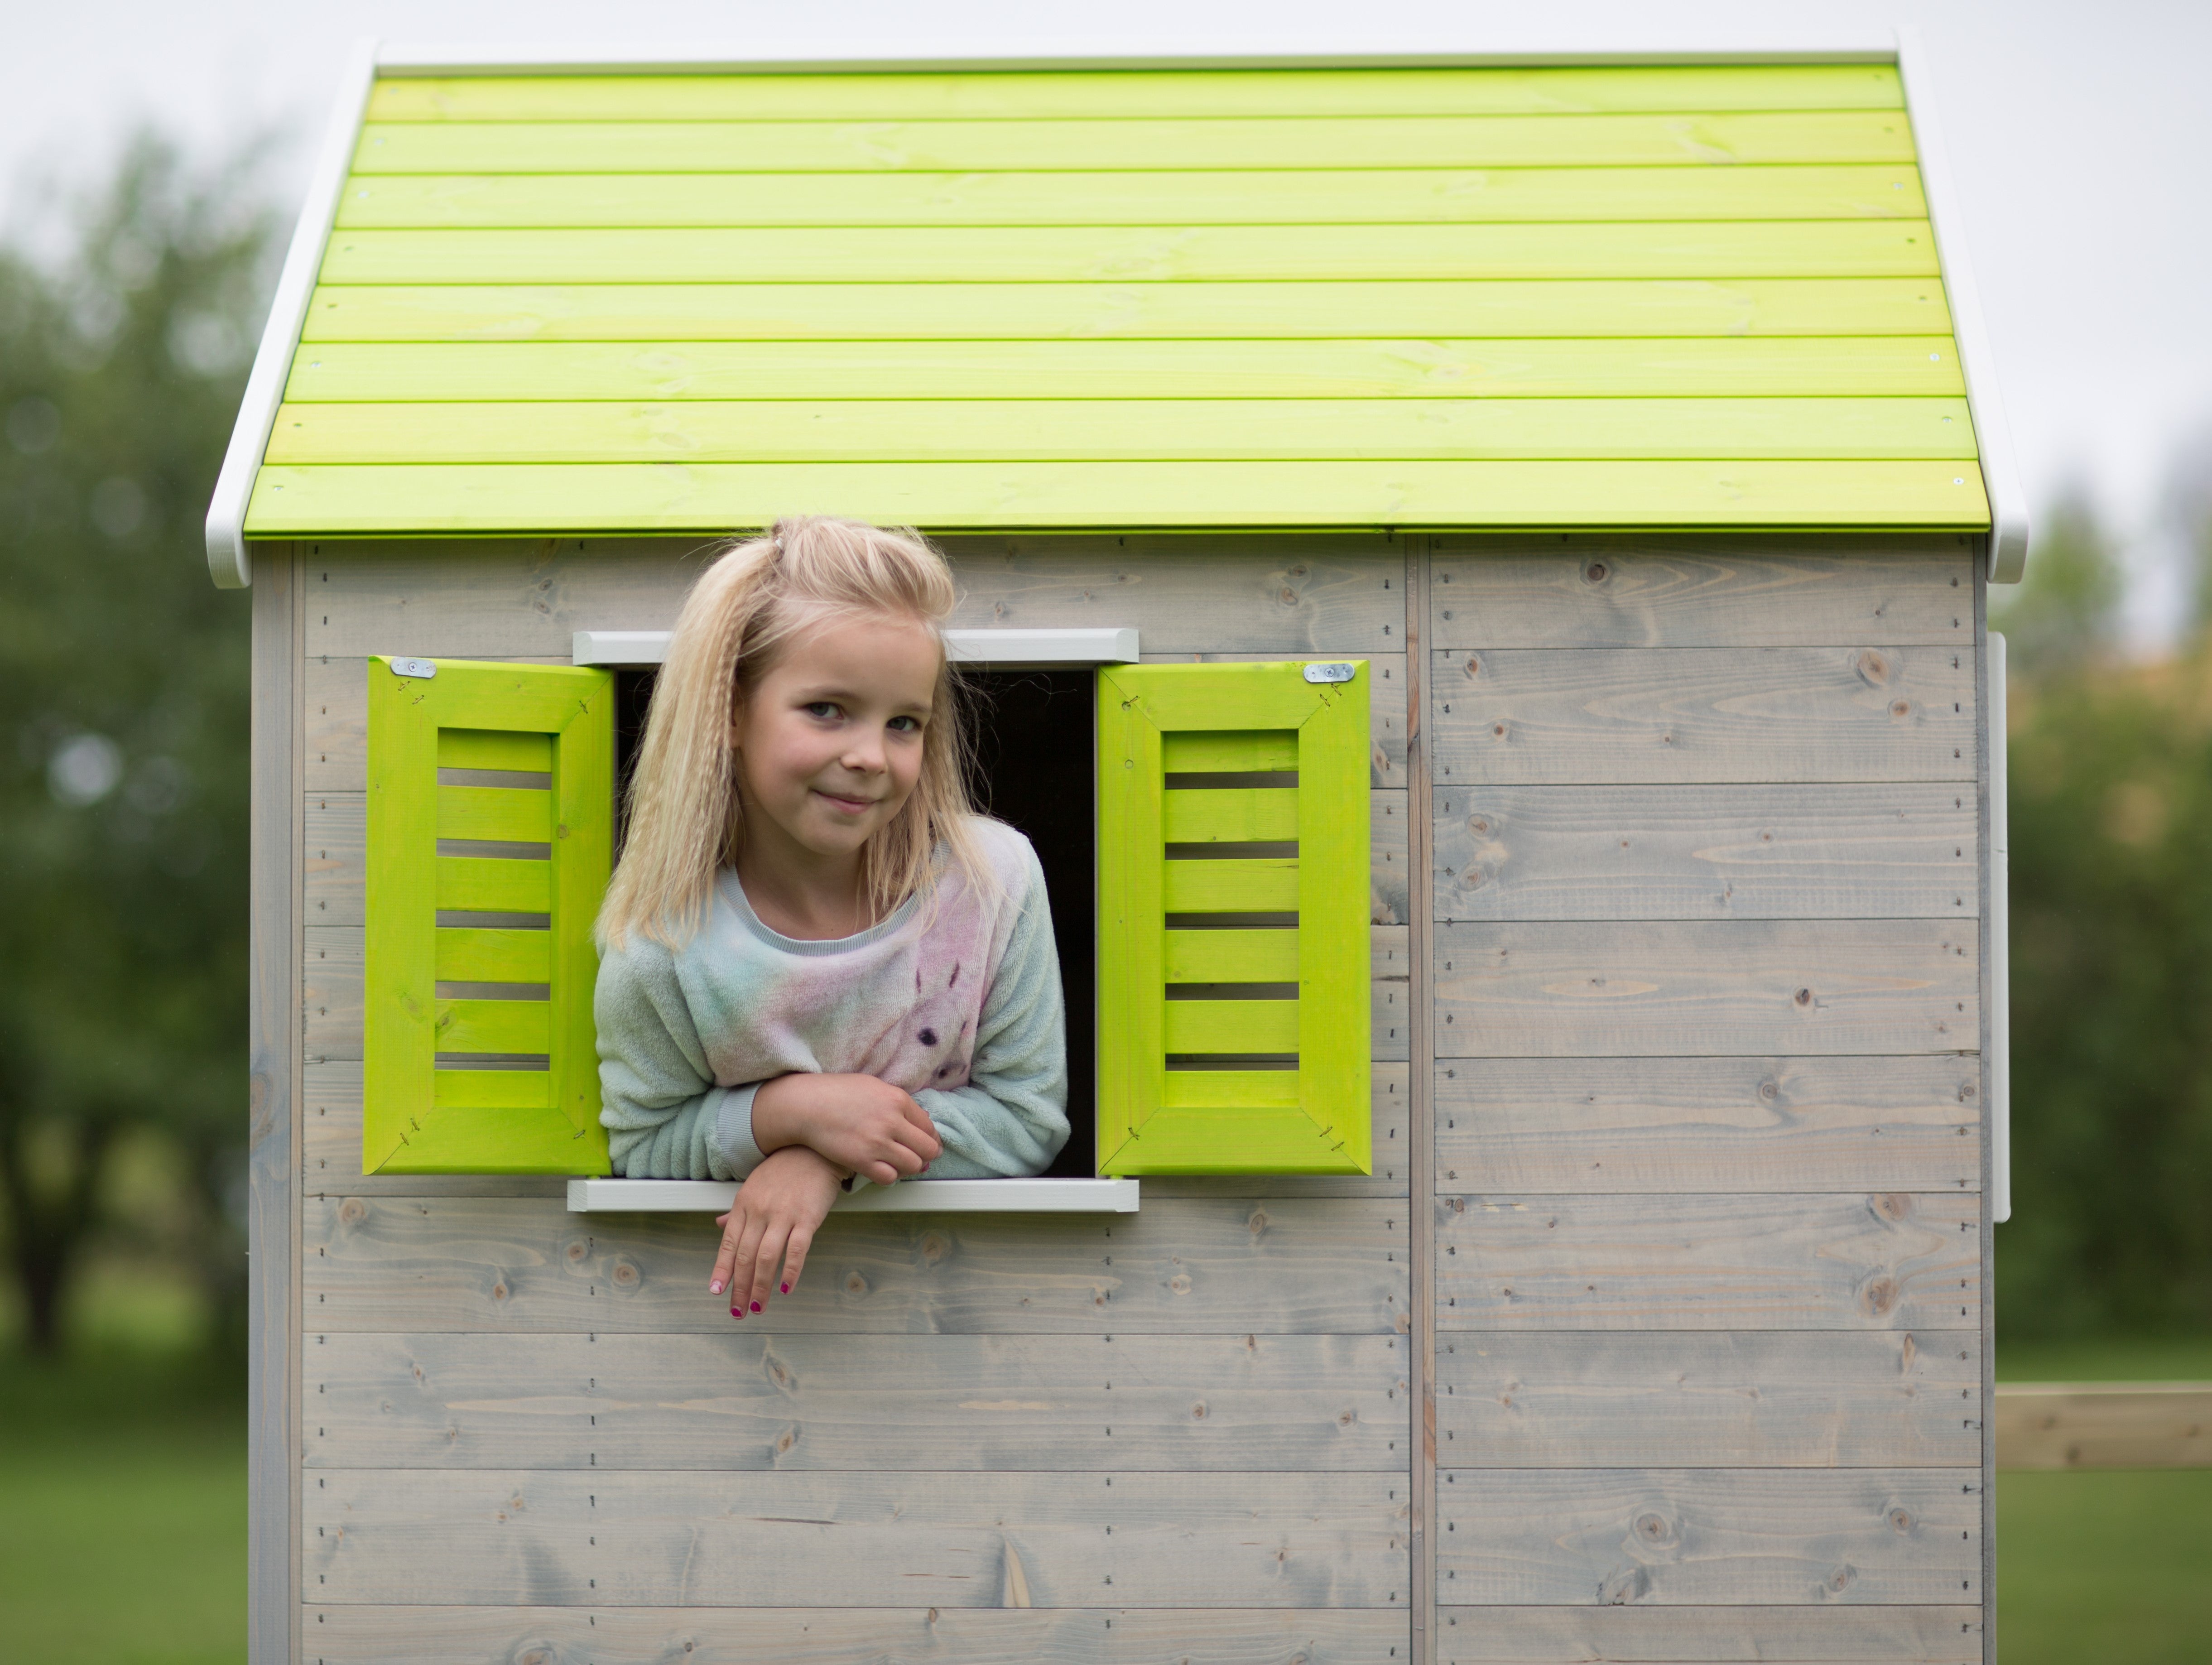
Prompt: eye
<box><xmin>887</xmin><ymin>715</ymin><xmax>923</xmax><ymax>733</ymax></box>
<box><xmin>803</xmin><ymin>701</ymin><xmax>841</xmax><ymax>720</ymax></box>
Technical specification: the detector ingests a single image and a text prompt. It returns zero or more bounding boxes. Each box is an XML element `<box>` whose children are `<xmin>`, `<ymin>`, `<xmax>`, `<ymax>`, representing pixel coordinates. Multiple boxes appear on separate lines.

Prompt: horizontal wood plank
<box><xmin>364</xmin><ymin>66</ymin><xmax>1906</xmax><ymax>122</ymax></box>
<box><xmin>279</xmin><ymin>338</ymin><xmax>1967</xmax><ymax>404</ymax></box>
<box><xmin>1433</xmin><ymin>920</ymin><xmax>1978</xmax><ymax>1058</ymax></box>
<box><xmin>1992</xmin><ymin>1382</ymin><xmax>2212</xmax><ymax>1470</ymax></box>
<box><xmin>1435</xmin><ymin>1469</ymin><xmax>1978</xmax><ymax>1604</ymax></box>
<box><xmin>1433</xmin><ymin>1056</ymin><xmax>1979</xmax><ymax>1193</ymax></box>
<box><xmin>304</xmin><ymin>1605</ymin><xmax>1412</xmax><ymax>1665</ymax></box>
<box><xmin>306</xmin><ymin>1331</ymin><xmax>1409</xmax><ymax>1470</ymax></box>
<box><xmin>317</xmin><ymin>223</ymin><xmax>1943</xmax><ymax>286</ymax></box>
<box><xmin>302</xmin><ymin>1192</ymin><xmax>1411</xmax><ymax>1333</ymax></box>
<box><xmin>347</xmin><ymin>111</ymin><xmax>1918</xmax><ymax>173</ymax></box>
<box><xmin>1428</xmin><ymin>646</ymin><xmax>1979</xmax><ymax>785</ymax></box>
<box><xmin>1436</xmin><ymin>1604</ymin><xmax>1981</xmax><ymax>1662</ymax></box>
<box><xmin>268</xmin><ymin>395</ymin><xmax>1981</xmax><ymax>466</ymax></box>
<box><xmin>328</xmin><ymin>167</ymin><xmax>1929</xmax><ymax>232</ymax></box>
<box><xmin>1431</xmin><ymin>783</ymin><xmax>1979</xmax><ymax>920</ymax></box>
<box><xmin>1434</xmin><ymin>1332</ymin><xmax>1980</xmax><ymax>1466</ymax></box>
<box><xmin>1434</xmin><ymin>1192</ymin><xmax>1981</xmax><ymax>1330</ymax></box>
<box><xmin>305</xmin><ymin>1468</ymin><xmax>1410</xmax><ymax>1607</ymax></box>
<box><xmin>1429</xmin><ymin>543</ymin><xmax>1974</xmax><ymax>646</ymax></box>
<box><xmin>298</xmin><ymin>278</ymin><xmax>1952</xmax><ymax>341</ymax></box>
<box><xmin>298</xmin><ymin>537</ymin><xmax>1405</xmax><ymax>662</ymax></box>
<box><xmin>247</xmin><ymin>460</ymin><xmax>1989</xmax><ymax>539</ymax></box>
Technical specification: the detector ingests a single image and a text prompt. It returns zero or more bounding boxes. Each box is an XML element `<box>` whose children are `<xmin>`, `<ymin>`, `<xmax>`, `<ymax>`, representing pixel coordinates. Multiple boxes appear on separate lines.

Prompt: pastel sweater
<box><xmin>594</xmin><ymin>817</ymin><xmax>1069</xmax><ymax>1181</ymax></box>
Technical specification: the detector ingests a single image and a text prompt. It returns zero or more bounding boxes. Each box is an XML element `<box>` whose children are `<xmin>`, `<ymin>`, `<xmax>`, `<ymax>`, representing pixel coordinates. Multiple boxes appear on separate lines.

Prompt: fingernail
<box><xmin>731</xmin><ymin>1309</ymin><xmax>742</xmax><ymax>1320</ymax></box>
<box><xmin>750</xmin><ymin>1300</ymin><xmax>762</xmax><ymax>1313</ymax></box>
<box><xmin>709</xmin><ymin>1280</ymin><xmax>724</xmax><ymax>1294</ymax></box>
<box><xmin>780</xmin><ymin>1283</ymin><xmax>790</xmax><ymax>1294</ymax></box>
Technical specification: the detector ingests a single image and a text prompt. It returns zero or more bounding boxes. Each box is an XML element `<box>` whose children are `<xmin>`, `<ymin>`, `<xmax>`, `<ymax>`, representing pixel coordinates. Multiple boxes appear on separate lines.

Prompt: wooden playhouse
<box><xmin>208</xmin><ymin>38</ymin><xmax>2025</xmax><ymax>1665</ymax></box>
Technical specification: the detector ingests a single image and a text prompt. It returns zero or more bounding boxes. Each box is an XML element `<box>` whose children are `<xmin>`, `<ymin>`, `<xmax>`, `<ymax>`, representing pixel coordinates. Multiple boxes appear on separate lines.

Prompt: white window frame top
<box><xmin>573</xmin><ymin>626</ymin><xmax>1140</xmax><ymax>668</ymax></box>
<box><xmin>576</xmin><ymin>621</ymin><xmax>1138</xmax><ymax>1212</ymax></box>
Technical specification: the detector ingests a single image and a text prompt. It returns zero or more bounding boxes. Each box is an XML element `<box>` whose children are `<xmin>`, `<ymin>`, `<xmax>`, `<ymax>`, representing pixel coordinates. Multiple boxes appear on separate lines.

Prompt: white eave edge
<box><xmin>573</xmin><ymin>626</ymin><xmax>1140</xmax><ymax>667</ymax></box>
<box><xmin>205</xmin><ymin>30</ymin><xmax>2022</xmax><ymax>587</ymax></box>
<box><xmin>204</xmin><ymin>38</ymin><xmax>379</xmax><ymax>589</ymax></box>
<box><xmin>1896</xmin><ymin>29</ymin><xmax>2030</xmax><ymax>582</ymax></box>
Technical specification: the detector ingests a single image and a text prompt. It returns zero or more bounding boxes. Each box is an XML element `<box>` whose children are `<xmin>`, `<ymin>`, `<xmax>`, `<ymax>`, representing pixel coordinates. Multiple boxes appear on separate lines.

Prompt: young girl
<box><xmin>592</xmin><ymin>517</ymin><xmax>1069</xmax><ymax>1322</ymax></box>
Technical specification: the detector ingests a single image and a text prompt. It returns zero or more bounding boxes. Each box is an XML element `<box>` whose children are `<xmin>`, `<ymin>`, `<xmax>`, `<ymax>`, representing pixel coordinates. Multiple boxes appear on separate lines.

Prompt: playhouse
<box><xmin>208</xmin><ymin>38</ymin><xmax>2022</xmax><ymax>1664</ymax></box>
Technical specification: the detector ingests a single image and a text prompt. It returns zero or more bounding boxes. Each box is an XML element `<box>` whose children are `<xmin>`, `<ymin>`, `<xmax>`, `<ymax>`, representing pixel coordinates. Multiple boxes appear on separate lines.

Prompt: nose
<box><xmin>841</xmin><ymin>731</ymin><xmax>887</xmax><ymax>775</ymax></box>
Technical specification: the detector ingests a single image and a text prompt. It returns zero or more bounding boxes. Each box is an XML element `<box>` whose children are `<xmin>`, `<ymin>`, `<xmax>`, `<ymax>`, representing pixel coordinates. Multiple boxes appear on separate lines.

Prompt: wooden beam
<box><xmin>1993</xmin><ymin>1383</ymin><xmax>2212</xmax><ymax>1470</ymax></box>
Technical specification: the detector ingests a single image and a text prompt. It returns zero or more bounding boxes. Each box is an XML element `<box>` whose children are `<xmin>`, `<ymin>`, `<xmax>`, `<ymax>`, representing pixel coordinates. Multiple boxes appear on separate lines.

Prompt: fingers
<box><xmin>899</xmin><ymin>1093</ymin><xmax>944</xmax><ymax>1158</ymax></box>
<box><xmin>746</xmin><ymin>1217</ymin><xmax>791</xmax><ymax>1317</ymax></box>
<box><xmin>728</xmin><ymin>1208</ymin><xmax>770</xmax><ymax>1319</ymax></box>
<box><xmin>779</xmin><ymin>1224</ymin><xmax>814</xmax><ymax>1299</ymax></box>
<box><xmin>709</xmin><ymin>1213</ymin><xmax>739</xmax><ymax>1297</ymax></box>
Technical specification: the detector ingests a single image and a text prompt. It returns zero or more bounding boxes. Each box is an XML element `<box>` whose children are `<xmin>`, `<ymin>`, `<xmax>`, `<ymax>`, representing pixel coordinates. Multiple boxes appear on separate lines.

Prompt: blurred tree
<box><xmin>0</xmin><ymin>136</ymin><xmax>273</xmax><ymax>1352</ymax></box>
<box><xmin>1990</xmin><ymin>489</ymin><xmax>2125</xmax><ymax>677</ymax></box>
<box><xmin>1998</xmin><ymin>493</ymin><xmax>2212</xmax><ymax>1337</ymax></box>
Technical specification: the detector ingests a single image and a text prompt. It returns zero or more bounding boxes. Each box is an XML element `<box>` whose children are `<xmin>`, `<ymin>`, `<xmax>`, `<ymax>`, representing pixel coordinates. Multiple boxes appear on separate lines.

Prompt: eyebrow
<box><xmin>794</xmin><ymin>683</ymin><xmax>933</xmax><ymax>716</ymax></box>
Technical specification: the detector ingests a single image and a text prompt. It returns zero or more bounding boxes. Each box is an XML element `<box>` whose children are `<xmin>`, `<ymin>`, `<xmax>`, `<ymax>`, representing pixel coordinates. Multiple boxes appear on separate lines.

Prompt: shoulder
<box><xmin>959</xmin><ymin>814</ymin><xmax>1046</xmax><ymax>893</ymax></box>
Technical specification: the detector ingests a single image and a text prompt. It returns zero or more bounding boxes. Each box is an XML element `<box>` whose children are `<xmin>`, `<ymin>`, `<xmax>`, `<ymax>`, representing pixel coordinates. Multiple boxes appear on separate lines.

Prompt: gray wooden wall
<box><xmin>259</xmin><ymin>531</ymin><xmax>1989</xmax><ymax>1663</ymax></box>
<box><xmin>284</xmin><ymin>533</ymin><xmax>1415</xmax><ymax>1664</ymax></box>
<box><xmin>1420</xmin><ymin>537</ymin><xmax>1988</xmax><ymax>1665</ymax></box>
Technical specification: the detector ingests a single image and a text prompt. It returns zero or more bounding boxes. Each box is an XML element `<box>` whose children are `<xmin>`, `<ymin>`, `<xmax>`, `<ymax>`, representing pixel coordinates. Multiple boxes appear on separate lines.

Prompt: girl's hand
<box><xmin>751</xmin><ymin>1072</ymin><xmax>943</xmax><ymax>1186</ymax></box>
<box><xmin>710</xmin><ymin>1146</ymin><xmax>843</xmax><ymax>1319</ymax></box>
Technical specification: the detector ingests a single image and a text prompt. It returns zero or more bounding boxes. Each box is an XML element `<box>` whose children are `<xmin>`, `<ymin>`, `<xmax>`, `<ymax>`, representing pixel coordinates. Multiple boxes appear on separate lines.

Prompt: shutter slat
<box><xmin>1163</xmin><ymin>788</ymin><xmax>1299</xmax><ymax>843</ymax></box>
<box><xmin>1162</xmin><ymin>730</ymin><xmax>1300</xmax><ymax>773</ymax></box>
<box><xmin>1163</xmin><ymin>857</ymin><xmax>1300</xmax><ymax>913</ymax></box>
<box><xmin>435</xmin><ymin>997</ymin><xmax>553</xmax><ymax>1054</ymax></box>
<box><xmin>435</xmin><ymin>855</ymin><xmax>553</xmax><ymax>912</ymax></box>
<box><xmin>1164</xmin><ymin>1000</ymin><xmax>1299</xmax><ymax>1054</ymax></box>
<box><xmin>433</xmin><ymin>1068</ymin><xmax>557</xmax><ymax>1110</ymax></box>
<box><xmin>436</xmin><ymin>926</ymin><xmax>553</xmax><ymax>982</ymax></box>
<box><xmin>437</xmin><ymin>784</ymin><xmax>554</xmax><ymax>842</ymax></box>
<box><xmin>1162</xmin><ymin>1070</ymin><xmax>1303</xmax><ymax>1110</ymax></box>
<box><xmin>437</xmin><ymin>727</ymin><xmax>554</xmax><ymax>772</ymax></box>
<box><xmin>1164</xmin><ymin>929</ymin><xmax>1299</xmax><ymax>983</ymax></box>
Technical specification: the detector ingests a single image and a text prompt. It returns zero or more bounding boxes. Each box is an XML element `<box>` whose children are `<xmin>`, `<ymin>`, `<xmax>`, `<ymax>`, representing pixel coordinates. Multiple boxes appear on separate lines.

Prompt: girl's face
<box><xmin>730</xmin><ymin>611</ymin><xmax>941</xmax><ymax>866</ymax></box>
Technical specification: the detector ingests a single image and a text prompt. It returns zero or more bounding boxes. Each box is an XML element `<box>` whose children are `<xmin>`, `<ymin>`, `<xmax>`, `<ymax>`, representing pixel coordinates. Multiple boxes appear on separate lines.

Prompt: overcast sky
<box><xmin>9</xmin><ymin>0</ymin><xmax>2208</xmax><ymax>640</ymax></box>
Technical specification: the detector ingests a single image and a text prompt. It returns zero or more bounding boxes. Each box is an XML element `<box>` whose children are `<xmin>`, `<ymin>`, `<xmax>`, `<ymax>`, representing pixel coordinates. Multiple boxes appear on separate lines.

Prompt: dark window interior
<box><xmin>613</xmin><ymin>666</ymin><xmax>1097</xmax><ymax>1178</ymax></box>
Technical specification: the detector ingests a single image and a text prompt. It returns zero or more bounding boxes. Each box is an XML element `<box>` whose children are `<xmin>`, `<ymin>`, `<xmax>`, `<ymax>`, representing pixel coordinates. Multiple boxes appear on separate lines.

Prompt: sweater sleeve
<box><xmin>594</xmin><ymin>937</ymin><xmax>768</xmax><ymax>1180</ymax></box>
<box><xmin>912</xmin><ymin>851</ymin><xmax>1070</xmax><ymax>1178</ymax></box>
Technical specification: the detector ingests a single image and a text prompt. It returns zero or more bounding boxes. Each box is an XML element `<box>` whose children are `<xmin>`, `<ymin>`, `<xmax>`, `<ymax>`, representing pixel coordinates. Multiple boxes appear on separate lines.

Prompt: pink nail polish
<box><xmin>780</xmin><ymin>1283</ymin><xmax>790</xmax><ymax>1294</ymax></box>
<box><xmin>750</xmin><ymin>1300</ymin><xmax>762</xmax><ymax>1313</ymax></box>
<box><xmin>709</xmin><ymin>1280</ymin><xmax>724</xmax><ymax>1295</ymax></box>
<box><xmin>731</xmin><ymin>1307</ymin><xmax>742</xmax><ymax>1320</ymax></box>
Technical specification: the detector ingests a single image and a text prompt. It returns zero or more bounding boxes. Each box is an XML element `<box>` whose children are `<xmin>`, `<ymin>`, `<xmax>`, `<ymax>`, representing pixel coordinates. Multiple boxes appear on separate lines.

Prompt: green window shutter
<box><xmin>1096</xmin><ymin>661</ymin><xmax>1371</xmax><ymax>1175</ymax></box>
<box><xmin>364</xmin><ymin>657</ymin><xmax>615</xmax><ymax>1174</ymax></box>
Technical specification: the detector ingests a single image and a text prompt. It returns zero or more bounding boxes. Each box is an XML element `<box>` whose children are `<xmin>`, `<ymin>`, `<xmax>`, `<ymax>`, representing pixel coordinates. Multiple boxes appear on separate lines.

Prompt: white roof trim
<box><xmin>1897</xmin><ymin>28</ymin><xmax>2030</xmax><ymax>582</ymax></box>
<box><xmin>573</xmin><ymin>626</ymin><xmax>1140</xmax><ymax>668</ymax></box>
<box><xmin>567</xmin><ymin>1177</ymin><xmax>1140</xmax><ymax>1214</ymax></box>
<box><xmin>373</xmin><ymin>36</ymin><xmax>1905</xmax><ymax>75</ymax></box>
<box><xmin>203</xmin><ymin>37</ymin><xmax>378</xmax><ymax>589</ymax></box>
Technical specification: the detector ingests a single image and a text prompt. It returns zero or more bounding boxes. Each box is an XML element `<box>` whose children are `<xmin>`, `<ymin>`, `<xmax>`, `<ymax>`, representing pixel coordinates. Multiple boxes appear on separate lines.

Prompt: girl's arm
<box><xmin>594</xmin><ymin>938</ymin><xmax>771</xmax><ymax>1180</ymax></box>
<box><xmin>910</xmin><ymin>852</ymin><xmax>1071</xmax><ymax>1177</ymax></box>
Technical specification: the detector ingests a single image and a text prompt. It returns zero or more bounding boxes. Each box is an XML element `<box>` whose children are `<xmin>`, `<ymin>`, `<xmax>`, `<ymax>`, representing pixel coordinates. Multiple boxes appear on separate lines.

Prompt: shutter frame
<box><xmin>364</xmin><ymin>656</ymin><xmax>615</xmax><ymax>1174</ymax></box>
<box><xmin>1096</xmin><ymin>661</ymin><xmax>1372</xmax><ymax>1175</ymax></box>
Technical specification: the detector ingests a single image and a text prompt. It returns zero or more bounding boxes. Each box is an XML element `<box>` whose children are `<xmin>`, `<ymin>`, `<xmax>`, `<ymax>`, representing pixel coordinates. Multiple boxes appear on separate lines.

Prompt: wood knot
<box><xmin>918</xmin><ymin>1232</ymin><xmax>950</xmax><ymax>1264</ymax></box>
<box><xmin>1856</xmin><ymin>649</ymin><xmax>1892</xmax><ymax>684</ymax></box>
<box><xmin>1246</xmin><ymin>1209</ymin><xmax>1270</xmax><ymax>1237</ymax></box>
<box><xmin>1827</xmin><ymin>1563</ymin><xmax>1859</xmax><ymax>1593</ymax></box>
<box><xmin>1759</xmin><ymin>1078</ymin><xmax>1780</xmax><ymax>1102</ymax></box>
<box><xmin>337</xmin><ymin>1198</ymin><xmax>368</xmax><ymax>1226</ymax></box>
<box><xmin>844</xmin><ymin>1271</ymin><xmax>869</xmax><ymax>1295</ymax></box>
<box><xmin>1462</xmin><ymin>655</ymin><xmax>1481</xmax><ymax>678</ymax></box>
<box><xmin>1794</xmin><ymin>987</ymin><xmax>1813</xmax><ymax>1007</ymax></box>
<box><xmin>1168</xmin><ymin>1274</ymin><xmax>1192</xmax><ymax>1294</ymax></box>
<box><xmin>490</xmin><ymin>1281</ymin><xmax>509</xmax><ymax>1302</ymax></box>
<box><xmin>1874</xmin><ymin>1193</ymin><xmax>1914</xmax><ymax>1221</ymax></box>
<box><xmin>563</xmin><ymin>1238</ymin><xmax>589</xmax><ymax>1263</ymax></box>
<box><xmin>776</xmin><ymin>1430</ymin><xmax>795</xmax><ymax>1453</ymax></box>
<box><xmin>1859</xmin><ymin>1276</ymin><xmax>1900</xmax><ymax>1316</ymax></box>
<box><xmin>1191</xmin><ymin>1401</ymin><xmax>1208</xmax><ymax>1420</ymax></box>
<box><xmin>1491</xmin><ymin>722</ymin><xmax>1508</xmax><ymax>739</ymax></box>
<box><xmin>610</xmin><ymin>1259</ymin><xmax>639</xmax><ymax>1288</ymax></box>
<box><xmin>1890</xmin><ymin>699</ymin><xmax>1913</xmax><ymax>719</ymax></box>
<box><xmin>1467</xmin><ymin>816</ymin><xmax>1491</xmax><ymax>836</ymax></box>
<box><xmin>1888</xmin><ymin>1507</ymin><xmax>1914</xmax><ymax>1533</ymax></box>
<box><xmin>1278</xmin><ymin>587</ymin><xmax>1297</xmax><ymax>606</ymax></box>
<box><xmin>1599</xmin><ymin>1565</ymin><xmax>1650</xmax><ymax>1605</ymax></box>
<box><xmin>1582</xmin><ymin>559</ymin><xmax>1609</xmax><ymax>584</ymax></box>
<box><xmin>1633</xmin><ymin>1511</ymin><xmax>1671</xmax><ymax>1543</ymax></box>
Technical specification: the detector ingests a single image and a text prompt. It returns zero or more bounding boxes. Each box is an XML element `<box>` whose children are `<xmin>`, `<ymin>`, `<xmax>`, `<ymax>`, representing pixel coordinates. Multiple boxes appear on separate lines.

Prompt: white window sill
<box><xmin>566</xmin><ymin>1177</ymin><xmax>1139</xmax><ymax>1214</ymax></box>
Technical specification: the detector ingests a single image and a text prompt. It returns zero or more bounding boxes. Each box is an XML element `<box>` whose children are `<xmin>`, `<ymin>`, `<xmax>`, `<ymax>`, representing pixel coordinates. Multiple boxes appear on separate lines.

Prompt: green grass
<box><xmin>0</xmin><ymin>1348</ymin><xmax>244</xmax><ymax>1665</ymax></box>
<box><xmin>1998</xmin><ymin>1469</ymin><xmax>2212</xmax><ymax>1665</ymax></box>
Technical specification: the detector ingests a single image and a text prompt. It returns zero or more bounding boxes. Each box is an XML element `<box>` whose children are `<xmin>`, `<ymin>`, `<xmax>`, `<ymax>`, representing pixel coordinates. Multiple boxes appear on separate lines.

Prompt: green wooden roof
<box><xmin>237</xmin><ymin>60</ymin><xmax>1993</xmax><ymax>539</ymax></box>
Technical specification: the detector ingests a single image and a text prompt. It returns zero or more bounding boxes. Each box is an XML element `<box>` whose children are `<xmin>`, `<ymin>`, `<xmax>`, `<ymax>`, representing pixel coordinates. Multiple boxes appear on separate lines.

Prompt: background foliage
<box><xmin>0</xmin><ymin>137</ymin><xmax>270</xmax><ymax>1355</ymax></box>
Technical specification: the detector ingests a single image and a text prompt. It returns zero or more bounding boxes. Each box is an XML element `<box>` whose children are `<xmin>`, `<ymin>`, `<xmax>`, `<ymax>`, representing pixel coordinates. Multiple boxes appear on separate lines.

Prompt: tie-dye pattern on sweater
<box><xmin>594</xmin><ymin>816</ymin><xmax>1069</xmax><ymax>1181</ymax></box>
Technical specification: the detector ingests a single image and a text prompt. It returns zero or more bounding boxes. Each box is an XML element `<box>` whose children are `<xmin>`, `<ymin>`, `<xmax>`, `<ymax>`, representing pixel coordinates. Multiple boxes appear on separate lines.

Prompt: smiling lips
<box><xmin>815</xmin><ymin>788</ymin><xmax>881</xmax><ymax>814</ymax></box>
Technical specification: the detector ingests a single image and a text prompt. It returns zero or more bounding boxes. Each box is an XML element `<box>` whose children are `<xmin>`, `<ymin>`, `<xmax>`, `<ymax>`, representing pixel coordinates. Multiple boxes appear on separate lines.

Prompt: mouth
<box><xmin>813</xmin><ymin>788</ymin><xmax>882</xmax><ymax>815</ymax></box>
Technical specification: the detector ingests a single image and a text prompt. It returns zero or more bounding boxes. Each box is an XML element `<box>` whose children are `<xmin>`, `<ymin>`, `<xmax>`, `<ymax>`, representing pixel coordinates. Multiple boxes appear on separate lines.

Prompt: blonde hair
<box><xmin>598</xmin><ymin>516</ymin><xmax>990</xmax><ymax>949</ymax></box>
